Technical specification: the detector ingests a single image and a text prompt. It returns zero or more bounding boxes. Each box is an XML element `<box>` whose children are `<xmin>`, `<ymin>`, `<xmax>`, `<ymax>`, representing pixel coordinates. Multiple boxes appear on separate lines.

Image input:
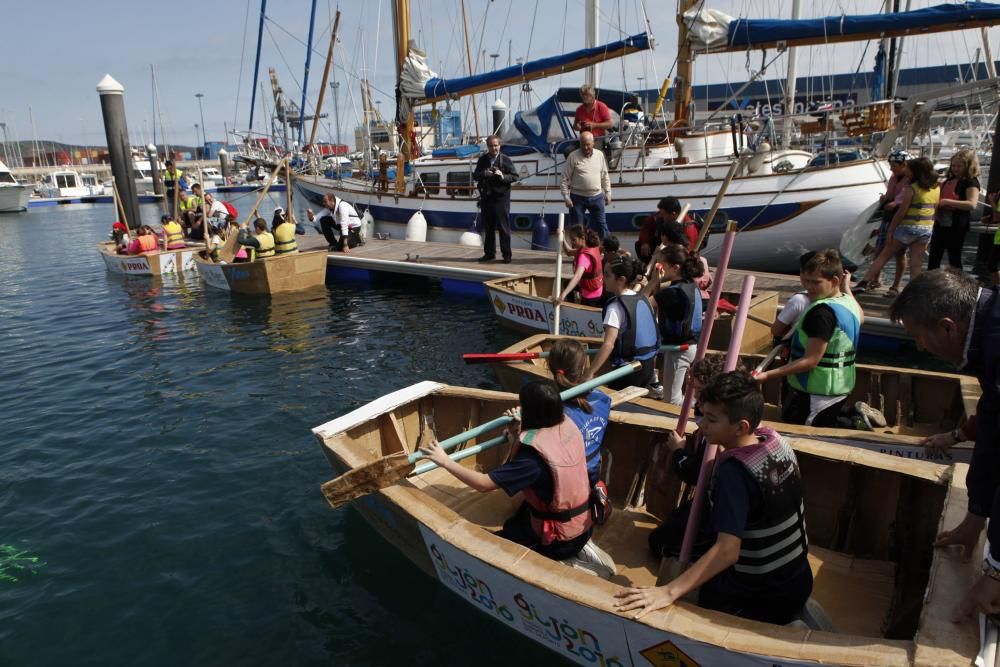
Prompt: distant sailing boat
<box><xmin>293</xmin><ymin>2</ymin><xmax>1000</xmax><ymax>271</ymax></box>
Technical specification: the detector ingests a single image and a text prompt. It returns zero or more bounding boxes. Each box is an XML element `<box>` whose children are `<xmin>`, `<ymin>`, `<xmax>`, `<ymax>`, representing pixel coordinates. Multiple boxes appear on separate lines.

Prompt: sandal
<box><xmin>854</xmin><ymin>280</ymin><xmax>870</xmax><ymax>293</ymax></box>
<box><xmin>884</xmin><ymin>287</ymin><xmax>899</xmax><ymax>298</ymax></box>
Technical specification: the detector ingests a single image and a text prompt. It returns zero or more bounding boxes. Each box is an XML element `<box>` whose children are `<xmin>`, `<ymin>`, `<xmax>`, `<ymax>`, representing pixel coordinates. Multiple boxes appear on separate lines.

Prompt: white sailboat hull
<box><xmin>0</xmin><ymin>185</ymin><xmax>31</xmax><ymax>212</ymax></box>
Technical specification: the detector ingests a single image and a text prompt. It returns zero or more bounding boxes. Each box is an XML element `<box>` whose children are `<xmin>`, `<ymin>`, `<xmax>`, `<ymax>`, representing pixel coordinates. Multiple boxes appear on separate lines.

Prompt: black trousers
<box><xmin>927</xmin><ymin>221</ymin><xmax>969</xmax><ymax>271</ymax></box>
<box><xmin>481</xmin><ymin>196</ymin><xmax>512</xmax><ymax>260</ymax></box>
<box><xmin>782</xmin><ymin>387</ymin><xmax>847</xmax><ymax>427</ymax></box>
<box><xmin>330</xmin><ymin>227</ymin><xmax>361</xmax><ymax>251</ymax></box>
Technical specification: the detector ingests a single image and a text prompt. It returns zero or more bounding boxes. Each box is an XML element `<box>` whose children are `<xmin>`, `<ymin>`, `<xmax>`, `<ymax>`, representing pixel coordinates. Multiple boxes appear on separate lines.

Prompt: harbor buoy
<box><xmin>459</xmin><ymin>229</ymin><xmax>482</xmax><ymax>246</ymax></box>
<box><xmin>405</xmin><ymin>210</ymin><xmax>427</xmax><ymax>242</ymax></box>
<box><xmin>361</xmin><ymin>209</ymin><xmax>374</xmax><ymax>243</ymax></box>
<box><xmin>531</xmin><ymin>217</ymin><xmax>550</xmax><ymax>250</ymax></box>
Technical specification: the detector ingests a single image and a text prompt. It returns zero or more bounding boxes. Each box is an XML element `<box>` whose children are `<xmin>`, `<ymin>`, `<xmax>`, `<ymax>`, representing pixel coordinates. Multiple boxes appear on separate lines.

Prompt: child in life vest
<box><xmin>547</xmin><ymin>338</ymin><xmax>611</xmax><ymax>487</ymax></box>
<box><xmin>647</xmin><ymin>355</ymin><xmax>733</xmax><ymax>561</ymax></box>
<box><xmin>207</xmin><ymin>224</ymin><xmax>224</xmax><ymax>262</ymax></box>
<box><xmin>616</xmin><ymin>371</ymin><xmax>812</xmax><ymax>625</ymax></box>
<box><xmin>587</xmin><ymin>256</ymin><xmax>660</xmax><ymax>391</ymax></box>
<box><xmin>419</xmin><ymin>380</ymin><xmax>593</xmax><ymax>561</ymax></box>
<box><xmin>552</xmin><ymin>224</ymin><xmax>604</xmax><ymax>307</ymax></box>
<box><xmin>643</xmin><ymin>244</ymin><xmax>706</xmax><ymax>405</ymax></box>
<box><xmin>127</xmin><ymin>226</ymin><xmax>160</xmax><ymax>255</ymax></box>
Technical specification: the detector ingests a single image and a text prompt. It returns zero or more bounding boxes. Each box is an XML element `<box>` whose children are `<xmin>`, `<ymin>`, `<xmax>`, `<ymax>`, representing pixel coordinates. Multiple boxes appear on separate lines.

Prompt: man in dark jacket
<box><xmin>473</xmin><ymin>136</ymin><xmax>518</xmax><ymax>263</ymax></box>
<box><xmin>890</xmin><ymin>269</ymin><xmax>1000</xmax><ymax>620</ymax></box>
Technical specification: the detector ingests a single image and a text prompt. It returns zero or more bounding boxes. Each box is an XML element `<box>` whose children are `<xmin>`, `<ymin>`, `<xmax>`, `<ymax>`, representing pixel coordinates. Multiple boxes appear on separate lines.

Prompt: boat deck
<box><xmin>324</xmin><ymin>238</ymin><xmax>905</xmax><ymax>339</ymax></box>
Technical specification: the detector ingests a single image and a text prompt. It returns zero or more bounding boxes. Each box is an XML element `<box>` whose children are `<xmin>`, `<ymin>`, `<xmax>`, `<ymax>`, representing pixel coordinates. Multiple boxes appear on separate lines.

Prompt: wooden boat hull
<box><xmin>314</xmin><ymin>383</ymin><xmax>979</xmax><ymax>666</ymax></box>
<box><xmin>487</xmin><ymin>334</ymin><xmax>979</xmax><ymax>463</ymax></box>
<box><xmin>97</xmin><ymin>242</ymin><xmax>197</xmax><ymax>276</ymax></box>
<box><xmin>193</xmin><ymin>250</ymin><xmax>328</xmax><ymax>294</ymax></box>
<box><xmin>485</xmin><ymin>274</ymin><xmax>777</xmax><ymax>354</ymax></box>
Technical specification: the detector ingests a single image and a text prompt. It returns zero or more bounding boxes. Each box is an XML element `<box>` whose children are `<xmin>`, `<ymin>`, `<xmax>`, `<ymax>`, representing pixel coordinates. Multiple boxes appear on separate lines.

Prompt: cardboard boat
<box><xmin>314</xmin><ymin>381</ymin><xmax>980</xmax><ymax>666</ymax></box>
<box><xmin>485</xmin><ymin>273</ymin><xmax>777</xmax><ymax>354</ymax></box>
<box><xmin>192</xmin><ymin>249</ymin><xmax>328</xmax><ymax>294</ymax></box>
<box><xmin>486</xmin><ymin>334</ymin><xmax>979</xmax><ymax>464</ymax></box>
<box><xmin>97</xmin><ymin>241</ymin><xmax>198</xmax><ymax>276</ymax></box>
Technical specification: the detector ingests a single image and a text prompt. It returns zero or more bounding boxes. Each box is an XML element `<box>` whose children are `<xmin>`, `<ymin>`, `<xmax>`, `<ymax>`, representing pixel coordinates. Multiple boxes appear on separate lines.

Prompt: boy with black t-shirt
<box><xmin>755</xmin><ymin>249</ymin><xmax>869</xmax><ymax>427</ymax></box>
<box><xmin>615</xmin><ymin>371</ymin><xmax>812</xmax><ymax>624</ymax></box>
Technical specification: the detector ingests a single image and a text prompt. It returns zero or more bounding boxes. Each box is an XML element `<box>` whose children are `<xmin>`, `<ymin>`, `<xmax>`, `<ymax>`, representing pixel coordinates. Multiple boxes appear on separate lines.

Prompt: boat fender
<box><xmin>458</xmin><ymin>228</ymin><xmax>482</xmax><ymax>247</ymax></box>
<box><xmin>405</xmin><ymin>210</ymin><xmax>428</xmax><ymax>242</ymax></box>
<box><xmin>748</xmin><ymin>141</ymin><xmax>770</xmax><ymax>174</ymax></box>
<box><xmin>531</xmin><ymin>217</ymin><xmax>550</xmax><ymax>250</ymax></box>
<box><xmin>361</xmin><ymin>209</ymin><xmax>374</xmax><ymax>243</ymax></box>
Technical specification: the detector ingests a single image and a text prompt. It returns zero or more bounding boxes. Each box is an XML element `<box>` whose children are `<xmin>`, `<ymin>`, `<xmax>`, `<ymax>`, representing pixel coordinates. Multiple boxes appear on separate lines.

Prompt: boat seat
<box><xmin>787</xmin><ymin>597</ymin><xmax>837</xmax><ymax>632</ymax></box>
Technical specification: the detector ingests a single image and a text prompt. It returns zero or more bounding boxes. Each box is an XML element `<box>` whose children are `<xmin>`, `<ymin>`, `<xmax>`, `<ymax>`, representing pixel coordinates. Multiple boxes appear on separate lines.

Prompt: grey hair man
<box><xmin>560</xmin><ymin>131</ymin><xmax>611</xmax><ymax>239</ymax></box>
<box><xmin>890</xmin><ymin>269</ymin><xmax>1000</xmax><ymax>620</ymax></box>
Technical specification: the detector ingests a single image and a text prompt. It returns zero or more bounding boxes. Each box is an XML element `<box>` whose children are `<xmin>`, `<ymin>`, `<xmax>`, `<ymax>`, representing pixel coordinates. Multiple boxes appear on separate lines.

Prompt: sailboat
<box><xmin>293</xmin><ymin>3</ymin><xmax>1000</xmax><ymax>271</ymax></box>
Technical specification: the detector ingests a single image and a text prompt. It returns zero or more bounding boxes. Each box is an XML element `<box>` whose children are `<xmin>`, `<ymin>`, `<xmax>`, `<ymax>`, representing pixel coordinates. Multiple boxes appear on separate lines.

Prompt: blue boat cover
<box><xmin>431</xmin><ymin>144</ymin><xmax>481</xmax><ymax>158</ymax></box>
<box><xmin>424</xmin><ymin>33</ymin><xmax>651</xmax><ymax>100</ymax></box>
<box><xmin>726</xmin><ymin>3</ymin><xmax>1000</xmax><ymax>50</ymax></box>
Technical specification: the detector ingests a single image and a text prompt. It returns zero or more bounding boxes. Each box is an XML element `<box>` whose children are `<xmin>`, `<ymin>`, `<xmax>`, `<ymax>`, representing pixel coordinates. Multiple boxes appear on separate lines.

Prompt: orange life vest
<box><xmin>135</xmin><ymin>234</ymin><xmax>159</xmax><ymax>254</ymax></box>
<box><xmin>517</xmin><ymin>420</ymin><xmax>592</xmax><ymax>545</ymax></box>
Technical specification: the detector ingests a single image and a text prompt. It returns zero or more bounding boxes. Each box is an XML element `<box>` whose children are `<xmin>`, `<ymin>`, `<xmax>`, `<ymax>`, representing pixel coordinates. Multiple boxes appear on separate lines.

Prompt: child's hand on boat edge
<box><xmin>613</xmin><ymin>585</ymin><xmax>679</xmax><ymax>620</ymax></box>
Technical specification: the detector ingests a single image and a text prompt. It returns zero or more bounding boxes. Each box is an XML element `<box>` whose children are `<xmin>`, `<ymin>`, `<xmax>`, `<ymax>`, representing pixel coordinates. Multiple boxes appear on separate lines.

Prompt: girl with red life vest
<box><xmin>419</xmin><ymin>380</ymin><xmax>593</xmax><ymax>561</ymax></box>
<box><xmin>552</xmin><ymin>224</ymin><xmax>604</xmax><ymax>307</ymax></box>
<box><xmin>127</xmin><ymin>226</ymin><xmax>160</xmax><ymax>255</ymax></box>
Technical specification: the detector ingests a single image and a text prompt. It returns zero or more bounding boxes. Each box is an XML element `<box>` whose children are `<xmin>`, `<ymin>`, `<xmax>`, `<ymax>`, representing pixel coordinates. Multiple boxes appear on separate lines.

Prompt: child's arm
<box><xmin>585</xmin><ymin>326</ymin><xmax>619</xmax><ymax>380</ymax></box>
<box><xmin>614</xmin><ymin>533</ymin><xmax>741</xmax><ymax>619</ymax></box>
<box><xmin>756</xmin><ymin>336</ymin><xmax>828</xmax><ymax>383</ymax></box>
<box><xmin>554</xmin><ymin>261</ymin><xmax>587</xmax><ymax>303</ymax></box>
<box><xmin>888</xmin><ymin>187</ymin><xmax>912</xmax><ymax>233</ymax></box>
<box><xmin>419</xmin><ymin>439</ymin><xmax>500</xmax><ymax>492</ymax></box>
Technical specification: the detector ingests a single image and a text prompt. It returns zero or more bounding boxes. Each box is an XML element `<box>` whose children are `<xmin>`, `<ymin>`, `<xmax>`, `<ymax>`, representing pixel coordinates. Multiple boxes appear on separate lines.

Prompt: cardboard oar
<box><xmin>320</xmin><ymin>361</ymin><xmax>641</xmax><ymax>508</ymax></box>
<box><xmin>462</xmin><ymin>343</ymin><xmax>689</xmax><ymax>365</ymax></box>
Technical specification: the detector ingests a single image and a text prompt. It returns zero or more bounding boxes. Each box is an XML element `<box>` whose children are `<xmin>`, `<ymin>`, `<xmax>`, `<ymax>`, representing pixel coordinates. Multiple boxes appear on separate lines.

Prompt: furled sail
<box><xmin>398</xmin><ymin>32</ymin><xmax>652</xmax><ymax>118</ymax></box>
<box><xmin>686</xmin><ymin>2</ymin><xmax>1000</xmax><ymax>53</ymax></box>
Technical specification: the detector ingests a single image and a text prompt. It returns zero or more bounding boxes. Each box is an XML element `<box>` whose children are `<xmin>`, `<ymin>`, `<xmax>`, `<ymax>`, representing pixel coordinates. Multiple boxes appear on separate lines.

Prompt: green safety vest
<box><xmin>787</xmin><ymin>293</ymin><xmax>861</xmax><ymax>397</ymax></box>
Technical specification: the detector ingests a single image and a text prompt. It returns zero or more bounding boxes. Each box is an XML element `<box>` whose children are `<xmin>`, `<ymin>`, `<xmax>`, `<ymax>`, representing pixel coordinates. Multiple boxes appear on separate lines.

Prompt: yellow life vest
<box><xmin>178</xmin><ymin>197</ymin><xmax>194</xmax><ymax>212</ymax></box>
<box><xmin>163</xmin><ymin>168</ymin><xmax>183</xmax><ymax>184</ymax></box>
<box><xmin>255</xmin><ymin>231</ymin><xmax>275</xmax><ymax>257</ymax></box>
<box><xmin>273</xmin><ymin>222</ymin><xmax>298</xmax><ymax>254</ymax></box>
<box><xmin>902</xmin><ymin>184</ymin><xmax>939</xmax><ymax>227</ymax></box>
<box><xmin>162</xmin><ymin>220</ymin><xmax>185</xmax><ymax>248</ymax></box>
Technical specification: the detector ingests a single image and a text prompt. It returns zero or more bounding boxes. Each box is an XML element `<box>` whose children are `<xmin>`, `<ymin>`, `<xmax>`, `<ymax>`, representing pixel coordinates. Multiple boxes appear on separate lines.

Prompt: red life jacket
<box><xmin>576</xmin><ymin>246</ymin><xmax>603</xmax><ymax>298</ymax></box>
<box><xmin>222</xmin><ymin>201</ymin><xmax>238</xmax><ymax>219</ymax></box>
<box><xmin>517</xmin><ymin>420</ymin><xmax>592</xmax><ymax>545</ymax></box>
<box><xmin>136</xmin><ymin>234</ymin><xmax>159</xmax><ymax>254</ymax></box>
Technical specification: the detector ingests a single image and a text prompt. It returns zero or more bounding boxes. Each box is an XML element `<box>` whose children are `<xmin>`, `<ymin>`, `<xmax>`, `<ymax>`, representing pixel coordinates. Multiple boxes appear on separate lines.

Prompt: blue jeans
<box><xmin>570</xmin><ymin>192</ymin><xmax>608</xmax><ymax>239</ymax></box>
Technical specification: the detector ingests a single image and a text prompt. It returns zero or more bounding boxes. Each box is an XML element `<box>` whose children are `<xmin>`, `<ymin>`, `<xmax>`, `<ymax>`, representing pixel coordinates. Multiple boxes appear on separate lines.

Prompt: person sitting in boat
<box><xmin>272</xmin><ymin>210</ymin><xmax>299</xmax><ymax>255</ymax></box>
<box><xmin>203</xmin><ymin>193</ymin><xmax>229</xmax><ymax>221</ymax></box>
<box><xmin>754</xmin><ymin>250</ymin><xmax>883</xmax><ymax>429</ymax></box>
<box><xmin>206</xmin><ymin>224</ymin><xmax>224</xmax><ymax>262</ymax></box>
<box><xmin>552</xmin><ymin>224</ymin><xmax>604</xmax><ymax>307</ymax></box>
<box><xmin>615</xmin><ymin>370</ymin><xmax>813</xmax><ymax>625</ymax></box>
<box><xmin>635</xmin><ymin>197</ymin><xmax>698</xmax><ymax>267</ymax></box>
<box><xmin>546</xmin><ymin>338</ymin><xmax>611</xmax><ymax>488</ymax></box>
<box><xmin>185</xmin><ymin>184</ymin><xmax>207</xmax><ymax>240</ymax></box>
<box><xmin>586</xmin><ymin>256</ymin><xmax>660</xmax><ymax>392</ymax></box>
<box><xmin>306</xmin><ymin>193</ymin><xmax>362</xmax><ymax>253</ymax></box>
<box><xmin>110</xmin><ymin>221</ymin><xmax>129</xmax><ymax>254</ymax></box>
<box><xmin>770</xmin><ymin>251</ymin><xmax>817</xmax><ymax>345</ymax></box>
<box><xmin>655</xmin><ymin>219</ymin><xmax>712</xmax><ymax>297</ymax></box>
<box><xmin>601</xmin><ymin>235</ymin><xmax>630</xmax><ymax>266</ymax></box>
<box><xmin>643</xmin><ymin>244</ymin><xmax>705</xmax><ymax>405</ymax></box>
<box><xmin>418</xmin><ymin>380</ymin><xmax>594</xmax><ymax>562</ymax></box>
<box><xmin>573</xmin><ymin>84</ymin><xmax>613</xmax><ymax>140</ymax></box>
<box><xmin>160</xmin><ymin>214</ymin><xmax>186</xmax><ymax>250</ymax></box>
<box><xmin>237</xmin><ymin>218</ymin><xmax>276</xmax><ymax>261</ymax></box>
<box><xmin>647</xmin><ymin>355</ymin><xmax>733</xmax><ymax>561</ymax></box>
<box><xmin>888</xmin><ymin>270</ymin><xmax>1000</xmax><ymax>622</ymax></box>
<box><xmin>622</xmin><ymin>95</ymin><xmax>644</xmax><ymax>126</ymax></box>
<box><xmin>127</xmin><ymin>225</ymin><xmax>160</xmax><ymax>255</ymax></box>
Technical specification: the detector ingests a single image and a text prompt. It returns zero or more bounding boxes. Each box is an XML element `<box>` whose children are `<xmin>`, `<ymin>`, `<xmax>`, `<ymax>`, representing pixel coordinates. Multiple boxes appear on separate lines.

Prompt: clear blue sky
<box><xmin>2</xmin><ymin>0</ymin><xmax>995</xmax><ymax>150</ymax></box>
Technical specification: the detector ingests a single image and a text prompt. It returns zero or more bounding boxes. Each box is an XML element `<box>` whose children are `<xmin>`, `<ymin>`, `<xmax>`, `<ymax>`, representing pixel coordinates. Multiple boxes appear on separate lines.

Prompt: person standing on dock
<box><xmin>162</xmin><ymin>160</ymin><xmax>186</xmax><ymax>205</ymax></box>
<box><xmin>307</xmin><ymin>193</ymin><xmax>362</xmax><ymax>253</ymax></box>
<box><xmin>561</xmin><ymin>131</ymin><xmax>611</xmax><ymax>239</ymax></box>
<box><xmin>474</xmin><ymin>135</ymin><xmax>518</xmax><ymax>264</ymax></box>
<box><xmin>889</xmin><ymin>269</ymin><xmax>1000</xmax><ymax>621</ymax></box>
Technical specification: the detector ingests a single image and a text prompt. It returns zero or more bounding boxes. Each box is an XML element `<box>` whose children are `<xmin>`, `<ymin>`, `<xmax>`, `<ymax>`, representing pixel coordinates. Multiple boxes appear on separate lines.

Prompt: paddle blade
<box><xmin>462</xmin><ymin>352</ymin><xmax>540</xmax><ymax>364</ymax></box>
<box><xmin>320</xmin><ymin>451</ymin><xmax>414</xmax><ymax>509</ymax></box>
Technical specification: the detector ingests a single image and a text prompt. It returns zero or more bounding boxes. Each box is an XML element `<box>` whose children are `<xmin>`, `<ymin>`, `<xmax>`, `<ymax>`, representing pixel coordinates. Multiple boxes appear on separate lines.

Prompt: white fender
<box><xmin>459</xmin><ymin>230</ymin><xmax>482</xmax><ymax>247</ymax></box>
<box><xmin>405</xmin><ymin>210</ymin><xmax>427</xmax><ymax>242</ymax></box>
<box><xmin>360</xmin><ymin>209</ymin><xmax>374</xmax><ymax>243</ymax></box>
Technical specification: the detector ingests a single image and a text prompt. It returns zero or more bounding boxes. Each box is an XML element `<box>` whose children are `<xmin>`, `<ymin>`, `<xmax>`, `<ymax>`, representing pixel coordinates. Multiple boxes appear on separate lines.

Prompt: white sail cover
<box><xmin>684</xmin><ymin>7</ymin><xmax>735</xmax><ymax>52</ymax></box>
<box><xmin>399</xmin><ymin>42</ymin><xmax>437</xmax><ymax>121</ymax></box>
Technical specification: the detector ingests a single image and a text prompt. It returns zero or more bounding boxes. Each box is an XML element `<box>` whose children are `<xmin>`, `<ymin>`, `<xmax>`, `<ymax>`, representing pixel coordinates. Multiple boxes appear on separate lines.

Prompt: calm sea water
<box><xmin>0</xmin><ymin>201</ymin><xmax>562</xmax><ymax>666</ymax></box>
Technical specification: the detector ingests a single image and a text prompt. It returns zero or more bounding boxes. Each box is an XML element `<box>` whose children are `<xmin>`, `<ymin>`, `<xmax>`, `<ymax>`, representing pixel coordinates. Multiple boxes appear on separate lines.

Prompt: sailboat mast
<box><xmin>460</xmin><ymin>0</ymin><xmax>481</xmax><ymax>141</ymax></box>
<box><xmin>248</xmin><ymin>0</ymin><xmax>267</xmax><ymax>135</ymax></box>
<box><xmin>585</xmin><ymin>0</ymin><xmax>600</xmax><ymax>89</ymax></box>
<box><xmin>781</xmin><ymin>0</ymin><xmax>801</xmax><ymax>148</ymax></box>
<box><xmin>393</xmin><ymin>0</ymin><xmax>414</xmax><ymax>192</ymax></box>
<box><xmin>673</xmin><ymin>0</ymin><xmax>697</xmax><ymax>127</ymax></box>
<box><xmin>297</xmin><ymin>0</ymin><xmax>319</xmax><ymax>147</ymax></box>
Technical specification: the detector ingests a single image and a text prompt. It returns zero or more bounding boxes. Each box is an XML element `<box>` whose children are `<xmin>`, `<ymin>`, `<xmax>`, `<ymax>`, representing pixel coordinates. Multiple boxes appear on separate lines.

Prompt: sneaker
<box><xmin>647</xmin><ymin>382</ymin><xmax>664</xmax><ymax>400</ymax></box>
<box><xmin>855</xmin><ymin>401</ymin><xmax>887</xmax><ymax>428</ymax></box>
<box><xmin>565</xmin><ymin>540</ymin><xmax>616</xmax><ymax>579</ymax></box>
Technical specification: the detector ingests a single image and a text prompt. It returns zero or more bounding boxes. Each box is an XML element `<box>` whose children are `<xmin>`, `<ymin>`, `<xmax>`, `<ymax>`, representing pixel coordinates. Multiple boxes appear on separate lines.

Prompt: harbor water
<box><xmin>0</xmin><ymin>203</ymin><xmax>560</xmax><ymax>665</ymax></box>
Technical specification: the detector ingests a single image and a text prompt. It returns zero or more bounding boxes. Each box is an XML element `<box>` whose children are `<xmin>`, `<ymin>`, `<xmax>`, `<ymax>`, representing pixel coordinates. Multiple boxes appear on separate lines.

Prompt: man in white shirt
<box><xmin>560</xmin><ymin>131</ymin><xmax>611</xmax><ymax>239</ymax></box>
<box><xmin>307</xmin><ymin>193</ymin><xmax>363</xmax><ymax>252</ymax></box>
